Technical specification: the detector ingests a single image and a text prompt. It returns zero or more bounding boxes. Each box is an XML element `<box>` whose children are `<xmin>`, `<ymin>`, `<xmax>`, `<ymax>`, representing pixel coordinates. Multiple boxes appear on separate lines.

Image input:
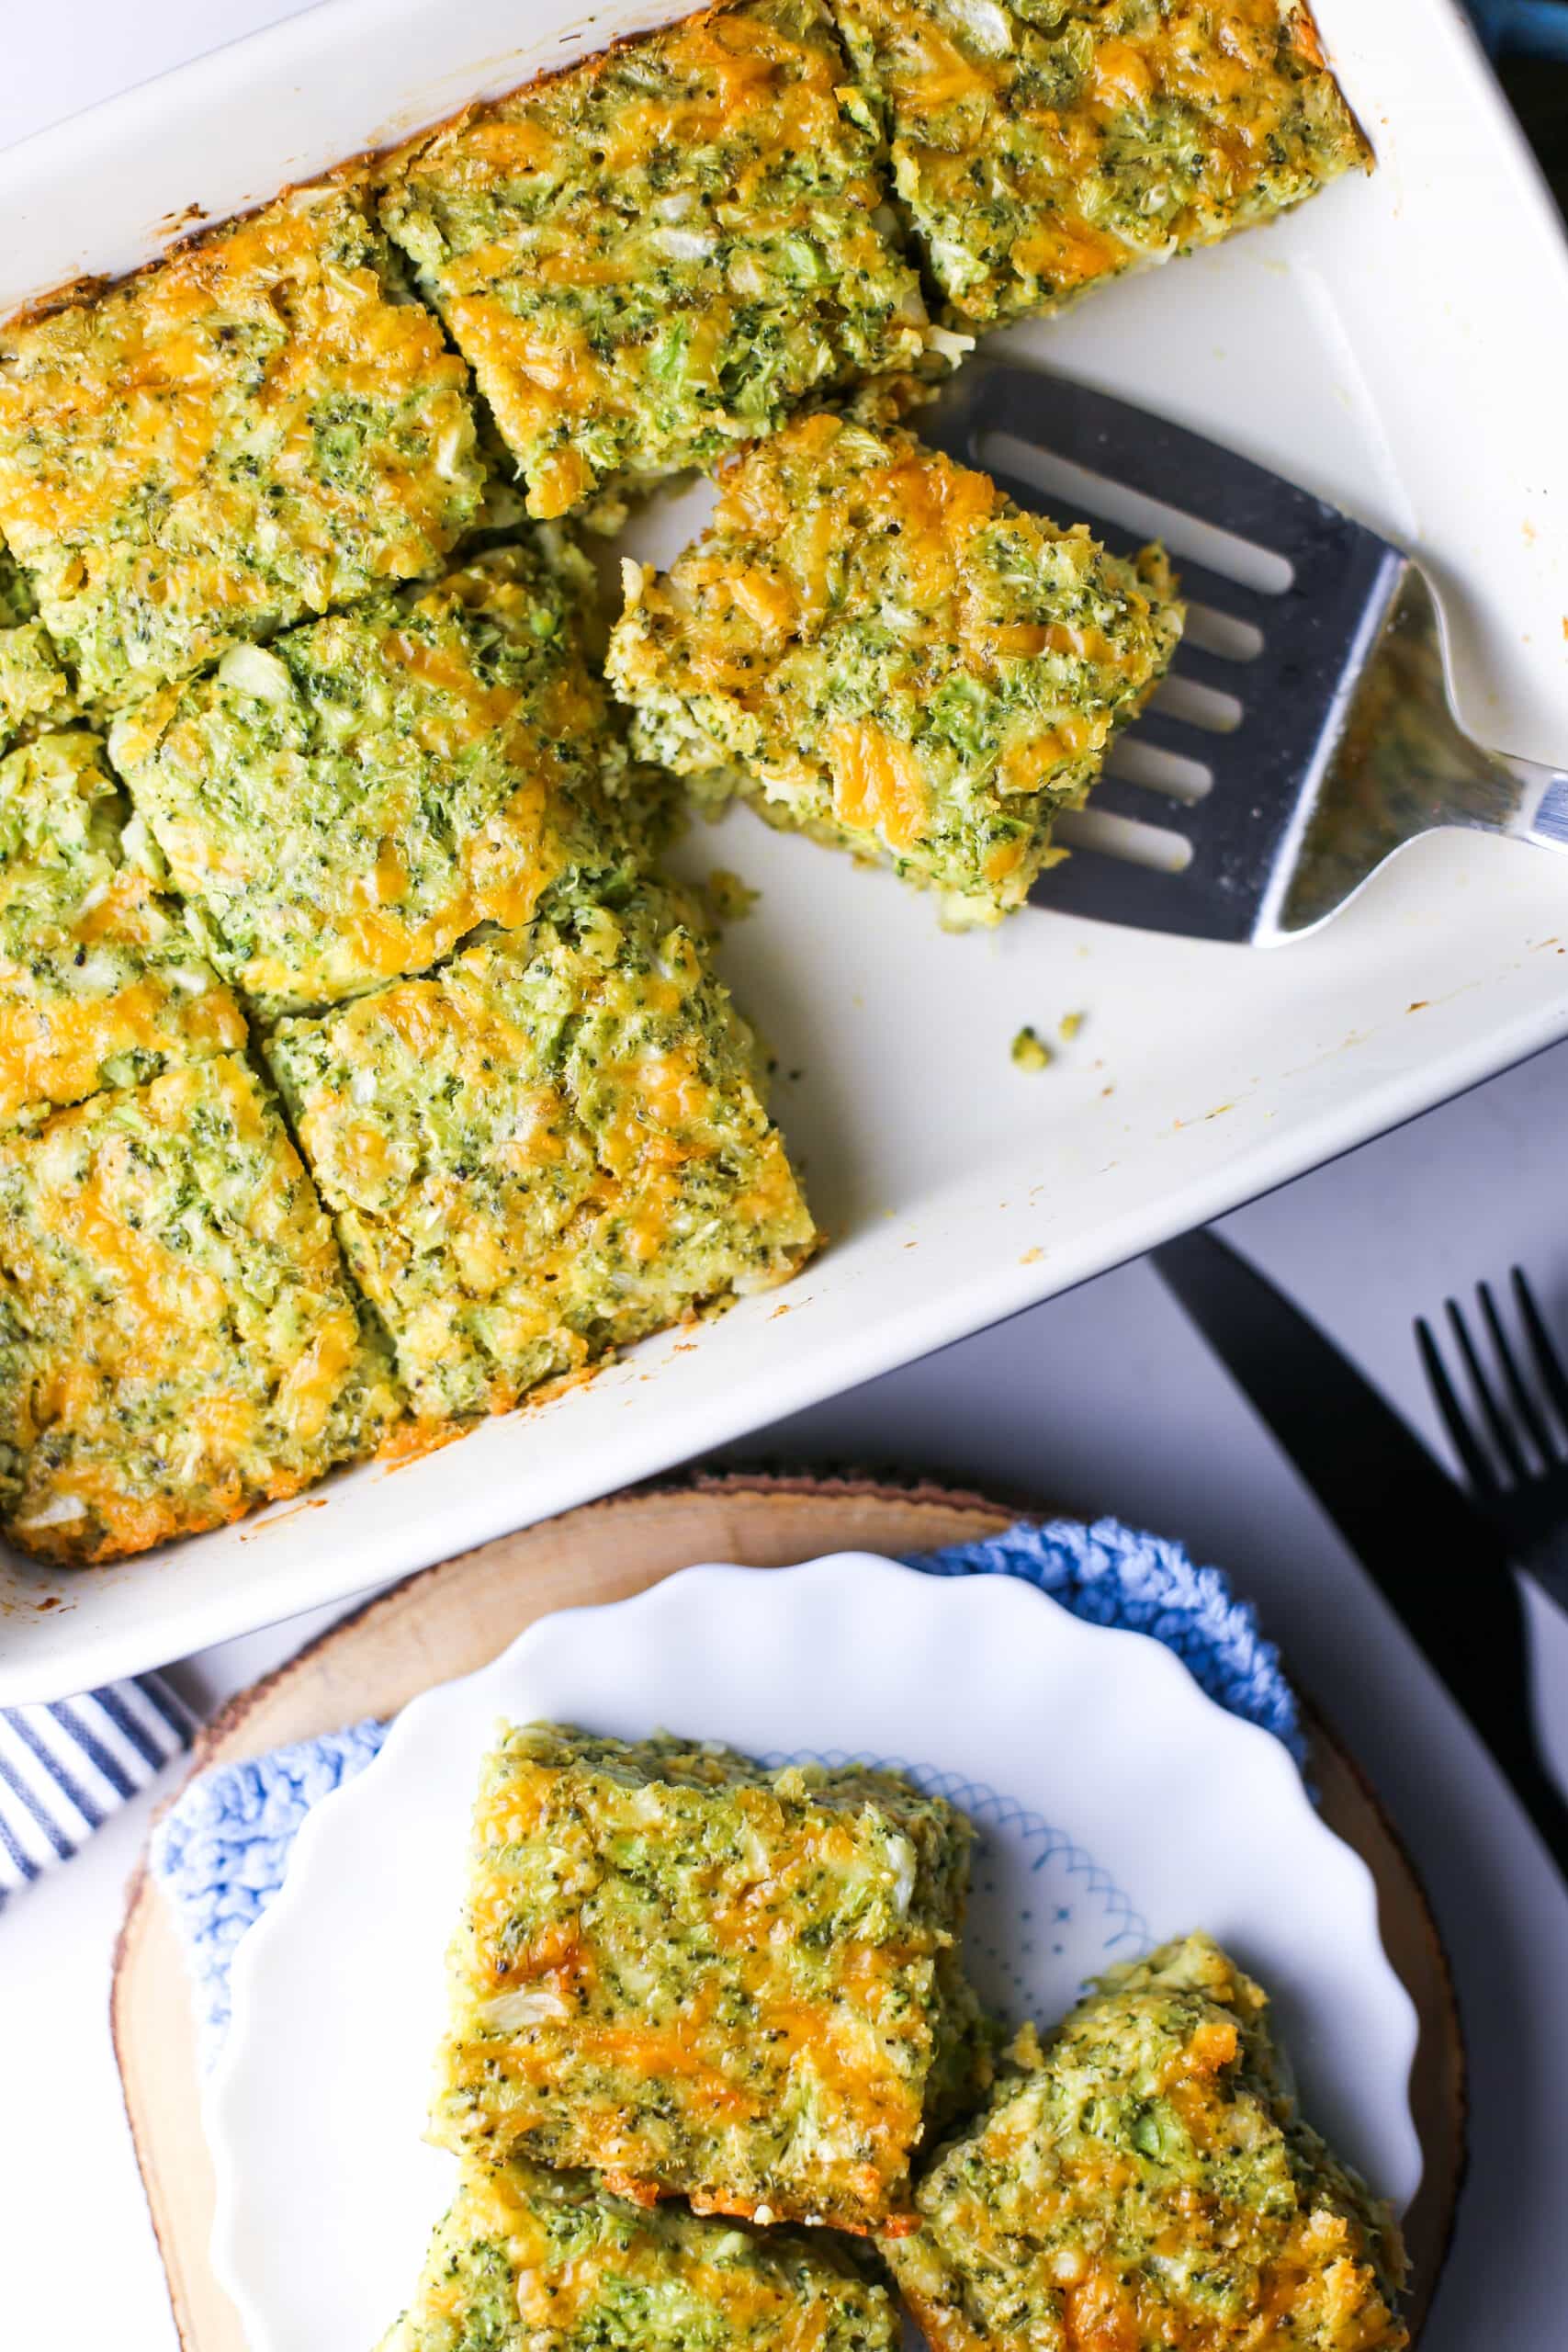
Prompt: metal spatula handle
<box><xmin>1280</xmin><ymin>562</ymin><xmax>1568</xmax><ymax>932</ymax></box>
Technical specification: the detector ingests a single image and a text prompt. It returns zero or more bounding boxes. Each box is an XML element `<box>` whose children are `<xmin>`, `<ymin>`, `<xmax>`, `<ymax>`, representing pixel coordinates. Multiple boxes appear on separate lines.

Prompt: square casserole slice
<box><xmin>112</xmin><ymin>544</ymin><xmax>629</xmax><ymax>1019</ymax></box>
<box><xmin>265</xmin><ymin>879</ymin><xmax>816</xmax><ymax>1426</ymax></box>
<box><xmin>0</xmin><ymin>1052</ymin><xmax>401</xmax><ymax>1564</ymax></box>
<box><xmin>379</xmin><ymin>0</ymin><xmax>944</xmax><ymax>523</ymax></box>
<box><xmin>830</xmin><ymin>0</ymin><xmax>1370</xmax><ymax>332</ymax></box>
<box><xmin>607</xmin><ymin>406</ymin><xmax>1181</xmax><ymax>924</ymax></box>
<box><xmin>888</xmin><ymin>1932</ymin><xmax>1410</xmax><ymax>2352</ymax></box>
<box><xmin>380</xmin><ymin>2154</ymin><xmax>901</xmax><ymax>2352</ymax></box>
<box><xmin>0</xmin><ymin>538</ymin><xmax>75</xmax><ymax>755</ymax></box>
<box><xmin>429</xmin><ymin>1725</ymin><xmax>981</xmax><ymax>2232</ymax></box>
<box><xmin>0</xmin><ymin>729</ymin><xmax>244</xmax><ymax>1132</ymax></box>
<box><xmin>0</xmin><ymin>182</ymin><xmax>484</xmax><ymax>710</ymax></box>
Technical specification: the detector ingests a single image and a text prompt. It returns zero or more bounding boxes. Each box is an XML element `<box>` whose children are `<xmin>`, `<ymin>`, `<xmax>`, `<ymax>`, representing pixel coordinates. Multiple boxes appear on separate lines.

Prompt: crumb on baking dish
<box><xmin>700</xmin><ymin>866</ymin><xmax>761</xmax><ymax>933</ymax></box>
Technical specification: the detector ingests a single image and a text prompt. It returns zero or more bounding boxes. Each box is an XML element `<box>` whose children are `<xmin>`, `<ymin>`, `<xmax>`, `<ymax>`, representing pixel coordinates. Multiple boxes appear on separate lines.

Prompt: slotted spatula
<box><xmin>924</xmin><ymin>363</ymin><xmax>1568</xmax><ymax>944</ymax></box>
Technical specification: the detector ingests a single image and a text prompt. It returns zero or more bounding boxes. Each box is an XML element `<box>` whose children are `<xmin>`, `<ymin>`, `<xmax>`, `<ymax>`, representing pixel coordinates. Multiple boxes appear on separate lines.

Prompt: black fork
<box><xmin>1418</xmin><ymin>1267</ymin><xmax>1568</xmax><ymax>1609</ymax></box>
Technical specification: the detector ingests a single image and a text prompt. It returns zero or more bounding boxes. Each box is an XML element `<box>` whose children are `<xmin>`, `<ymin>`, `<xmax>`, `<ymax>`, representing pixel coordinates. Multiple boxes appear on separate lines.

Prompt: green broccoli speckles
<box><xmin>380</xmin><ymin>0</ymin><xmax>942</xmax><ymax>520</ymax></box>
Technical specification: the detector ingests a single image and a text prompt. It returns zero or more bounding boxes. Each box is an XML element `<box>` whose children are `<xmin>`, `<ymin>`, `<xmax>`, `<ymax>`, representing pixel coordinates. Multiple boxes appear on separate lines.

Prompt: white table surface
<box><xmin>4</xmin><ymin>6</ymin><xmax>1568</xmax><ymax>2344</ymax></box>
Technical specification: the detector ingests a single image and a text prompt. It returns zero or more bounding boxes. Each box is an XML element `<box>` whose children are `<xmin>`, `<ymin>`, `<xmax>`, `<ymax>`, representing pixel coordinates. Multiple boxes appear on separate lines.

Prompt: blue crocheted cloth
<box><xmin>1466</xmin><ymin>0</ymin><xmax>1568</xmax><ymax>62</ymax></box>
<box><xmin>150</xmin><ymin>1516</ymin><xmax>1299</xmax><ymax>2070</ymax></box>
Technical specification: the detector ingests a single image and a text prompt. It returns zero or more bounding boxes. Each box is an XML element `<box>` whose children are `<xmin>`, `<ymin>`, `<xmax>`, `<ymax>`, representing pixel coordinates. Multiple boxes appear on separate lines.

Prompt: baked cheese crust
<box><xmin>265</xmin><ymin>881</ymin><xmax>816</xmax><ymax>1425</ymax></box>
<box><xmin>887</xmin><ymin>1932</ymin><xmax>1409</xmax><ymax>2352</ymax></box>
<box><xmin>607</xmin><ymin>406</ymin><xmax>1181</xmax><ymax>923</ymax></box>
<box><xmin>380</xmin><ymin>2153</ymin><xmax>900</xmax><ymax>2352</ymax></box>
<box><xmin>379</xmin><ymin>0</ymin><xmax>943</xmax><ymax>523</ymax></box>
<box><xmin>112</xmin><ymin>544</ymin><xmax>630</xmax><ymax>1018</ymax></box>
<box><xmin>830</xmin><ymin>0</ymin><xmax>1369</xmax><ymax>330</ymax></box>
<box><xmin>0</xmin><ymin>1052</ymin><xmax>400</xmax><ymax>1564</ymax></box>
<box><xmin>429</xmin><ymin>1726</ymin><xmax>981</xmax><ymax>2233</ymax></box>
<box><xmin>0</xmin><ymin>730</ymin><xmax>244</xmax><ymax>1132</ymax></box>
<box><xmin>0</xmin><ymin>184</ymin><xmax>484</xmax><ymax>709</ymax></box>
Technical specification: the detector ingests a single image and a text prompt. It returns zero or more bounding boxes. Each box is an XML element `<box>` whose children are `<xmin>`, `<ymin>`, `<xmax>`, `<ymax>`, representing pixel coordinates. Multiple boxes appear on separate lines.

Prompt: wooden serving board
<box><xmin>112</xmin><ymin>1473</ymin><xmax>1465</xmax><ymax>2349</ymax></box>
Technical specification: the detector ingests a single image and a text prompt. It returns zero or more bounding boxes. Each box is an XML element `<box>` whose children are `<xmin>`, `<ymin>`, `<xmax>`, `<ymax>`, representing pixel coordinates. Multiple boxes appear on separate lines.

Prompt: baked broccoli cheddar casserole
<box><xmin>0</xmin><ymin>730</ymin><xmax>244</xmax><ymax>1133</ymax></box>
<box><xmin>409</xmin><ymin>1741</ymin><xmax>1407</xmax><ymax>2347</ymax></box>
<box><xmin>0</xmin><ymin>1053</ymin><xmax>400</xmax><ymax>1564</ymax></box>
<box><xmin>112</xmin><ymin>543</ymin><xmax>628</xmax><ymax>1019</ymax></box>
<box><xmin>0</xmin><ymin>184</ymin><xmax>484</xmax><ymax>709</ymax></box>
<box><xmin>430</xmin><ymin>1724</ymin><xmax>984</xmax><ymax>2231</ymax></box>
<box><xmin>381</xmin><ymin>2155</ymin><xmax>901</xmax><ymax>2352</ymax></box>
<box><xmin>829</xmin><ymin>0</ymin><xmax>1370</xmax><ymax>331</ymax></box>
<box><xmin>608</xmin><ymin>405</ymin><xmax>1182</xmax><ymax>922</ymax></box>
<box><xmin>379</xmin><ymin>0</ymin><xmax>946</xmax><ymax>522</ymax></box>
<box><xmin>0</xmin><ymin>0</ymin><xmax>1367</xmax><ymax>1560</ymax></box>
<box><xmin>266</xmin><ymin>882</ymin><xmax>815</xmax><ymax>1426</ymax></box>
<box><xmin>887</xmin><ymin>1931</ymin><xmax>1409</xmax><ymax>2352</ymax></box>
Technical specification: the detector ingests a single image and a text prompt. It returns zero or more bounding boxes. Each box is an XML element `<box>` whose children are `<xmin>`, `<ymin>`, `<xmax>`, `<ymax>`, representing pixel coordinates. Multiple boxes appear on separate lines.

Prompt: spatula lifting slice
<box><xmin>924</xmin><ymin>363</ymin><xmax>1568</xmax><ymax>944</ymax></box>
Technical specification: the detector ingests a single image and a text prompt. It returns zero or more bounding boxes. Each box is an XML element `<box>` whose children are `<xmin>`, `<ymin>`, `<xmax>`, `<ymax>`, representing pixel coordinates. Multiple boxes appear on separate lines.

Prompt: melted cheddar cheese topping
<box><xmin>0</xmin><ymin>1054</ymin><xmax>400</xmax><ymax>1565</ymax></box>
<box><xmin>888</xmin><ymin>1933</ymin><xmax>1409</xmax><ymax>2352</ymax></box>
<box><xmin>830</xmin><ymin>0</ymin><xmax>1370</xmax><ymax>328</ymax></box>
<box><xmin>607</xmin><ymin>406</ymin><xmax>1182</xmax><ymax>923</ymax></box>
<box><xmin>113</xmin><ymin>545</ymin><xmax>630</xmax><ymax>1019</ymax></box>
<box><xmin>0</xmin><ymin>730</ymin><xmax>245</xmax><ymax>1132</ymax></box>
<box><xmin>428</xmin><ymin>1727</ymin><xmax>984</xmax><ymax>2233</ymax></box>
<box><xmin>0</xmin><ymin>184</ymin><xmax>483</xmax><ymax>706</ymax></box>
<box><xmin>381</xmin><ymin>2152</ymin><xmax>900</xmax><ymax>2352</ymax></box>
<box><xmin>379</xmin><ymin>0</ymin><xmax>940</xmax><ymax>521</ymax></box>
<box><xmin>265</xmin><ymin>880</ymin><xmax>815</xmax><ymax>1427</ymax></box>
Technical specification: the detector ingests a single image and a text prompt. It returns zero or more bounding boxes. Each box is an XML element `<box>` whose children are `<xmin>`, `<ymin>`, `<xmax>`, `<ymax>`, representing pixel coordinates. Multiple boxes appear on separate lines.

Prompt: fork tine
<box><xmin>1479</xmin><ymin>1279</ymin><xmax>1557</xmax><ymax>1465</ymax></box>
<box><xmin>1513</xmin><ymin>1267</ymin><xmax>1568</xmax><ymax>1440</ymax></box>
<box><xmin>1416</xmin><ymin>1314</ymin><xmax>1501</xmax><ymax>1494</ymax></box>
<box><xmin>1448</xmin><ymin>1295</ymin><xmax>1530</xmax><ymax>1485</ymax></box>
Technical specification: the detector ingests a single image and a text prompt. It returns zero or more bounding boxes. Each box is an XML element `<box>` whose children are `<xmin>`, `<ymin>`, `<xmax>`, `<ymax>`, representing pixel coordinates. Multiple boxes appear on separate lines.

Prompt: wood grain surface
<box><xmin>111</xmin><ymin>1473</ymin><xmax>1465</xmax><ymax>2349</ymax></box>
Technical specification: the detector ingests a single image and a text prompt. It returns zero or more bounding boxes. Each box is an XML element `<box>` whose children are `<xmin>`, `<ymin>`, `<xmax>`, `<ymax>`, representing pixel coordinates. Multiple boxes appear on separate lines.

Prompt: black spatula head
<box><xmin>924</xmin><ymin>363</ymin><xmax>1408</xmax><ymax>943</ymax></box>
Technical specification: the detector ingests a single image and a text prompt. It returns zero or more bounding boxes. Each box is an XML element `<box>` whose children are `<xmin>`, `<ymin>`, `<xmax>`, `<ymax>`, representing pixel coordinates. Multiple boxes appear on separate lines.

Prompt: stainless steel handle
<box><xmin>1502</xmin><ymin>758</ymin><xmax>1568</xmax><ymax>854</ymax></box>
<box><xmin>1281</xmin><ymin>563</ymin><xmax>1568</xmax><ymax>932</ymax></box>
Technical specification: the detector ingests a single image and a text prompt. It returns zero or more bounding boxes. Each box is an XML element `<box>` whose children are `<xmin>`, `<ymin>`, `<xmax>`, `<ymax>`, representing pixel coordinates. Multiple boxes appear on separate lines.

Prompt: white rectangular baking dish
<box><xmin>2</xmin><ymin>0</ymin><xmax>1565</xmax><ymax>1702</ymax></box>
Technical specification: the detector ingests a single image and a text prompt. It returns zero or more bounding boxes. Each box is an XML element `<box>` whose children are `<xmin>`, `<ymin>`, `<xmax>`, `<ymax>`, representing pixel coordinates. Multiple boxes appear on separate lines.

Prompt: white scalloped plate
<box><xmin>206</xmin><ymin>1555</ymin><xmax>1421</xmax><ymax>2352</ymax></box>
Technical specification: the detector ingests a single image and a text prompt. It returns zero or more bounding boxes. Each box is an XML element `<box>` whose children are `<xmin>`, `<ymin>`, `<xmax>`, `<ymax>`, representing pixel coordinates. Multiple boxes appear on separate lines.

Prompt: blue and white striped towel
<box><xmin>0</xmin><ymin>1674</ymin><xmax>196</xmax><ymax>1895</ymax></box>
